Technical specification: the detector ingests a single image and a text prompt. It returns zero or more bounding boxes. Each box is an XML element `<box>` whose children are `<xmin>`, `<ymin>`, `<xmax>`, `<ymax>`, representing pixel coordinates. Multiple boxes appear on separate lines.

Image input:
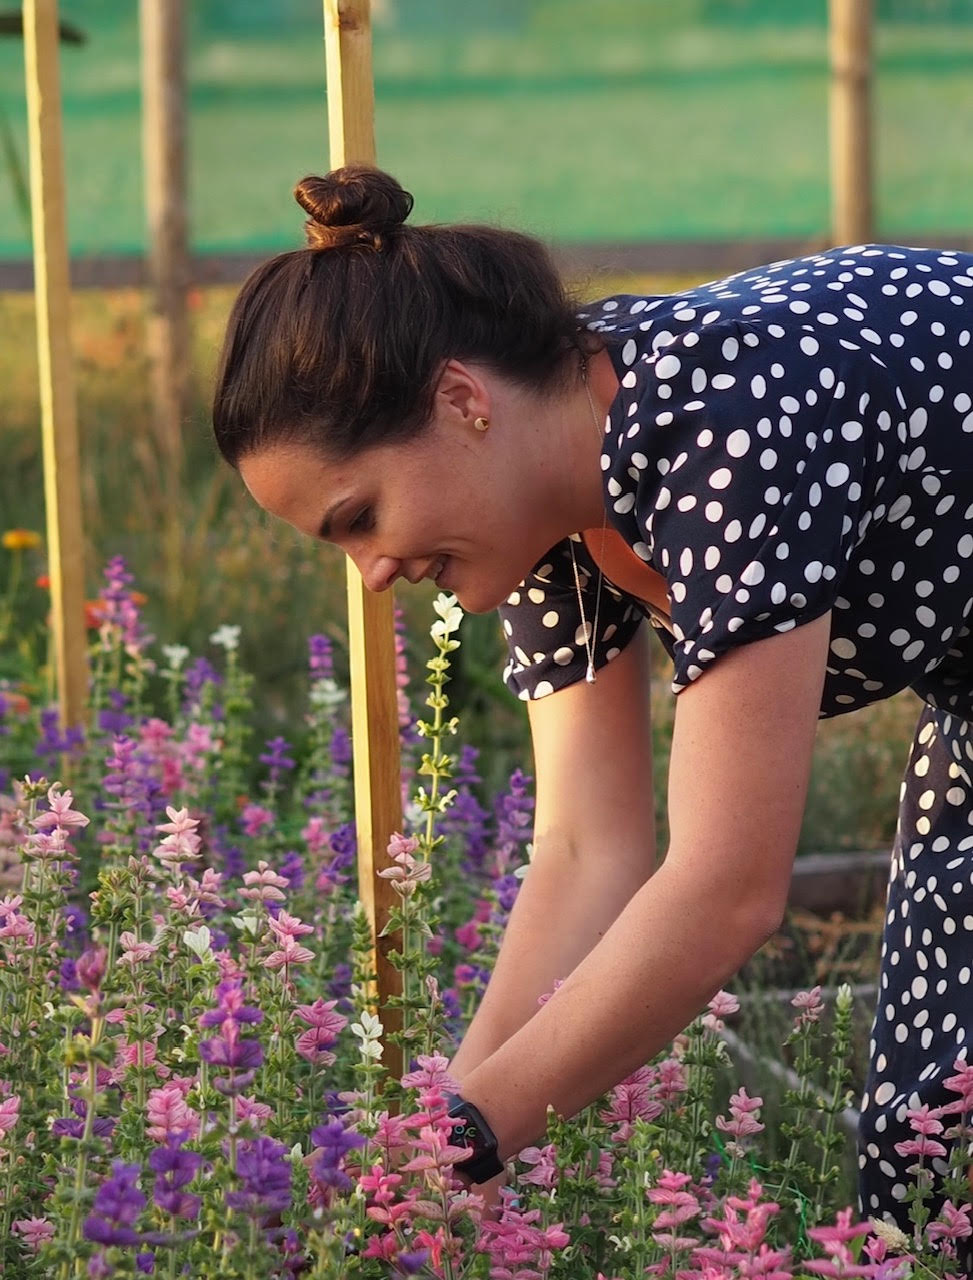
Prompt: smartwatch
<box><xmin>445</xmin><ymin>1093</ymin><xmax>504</xmax><ymax>1184</ymax></box>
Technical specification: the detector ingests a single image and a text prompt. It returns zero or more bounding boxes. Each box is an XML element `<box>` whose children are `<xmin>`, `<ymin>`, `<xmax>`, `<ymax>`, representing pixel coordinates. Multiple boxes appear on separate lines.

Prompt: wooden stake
<box><xmin>140</xmin><ymin>0</ymin><xmax>189</xmax><ymax>613</ymax></box>
<box><xmin>323</xmin><ymin>0</ymin><xmax>404</xmax><ymax>1081</ymax></box>
<box><xmin>22</xmin><ymin>0</ymin><xmax>87</xmax><ymax>735</ymax></box>
<box><xmin>829</xmin><ymin>0</ymin><xmax>874</xmax><ymax>245</ymax></box>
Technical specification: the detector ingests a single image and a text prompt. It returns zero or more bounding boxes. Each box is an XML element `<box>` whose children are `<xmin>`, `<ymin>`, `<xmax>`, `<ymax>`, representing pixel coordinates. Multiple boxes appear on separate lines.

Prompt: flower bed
<box><xmin>1</xmin><ymin>558</ymin><xmax>971</xmax><ymax>1278</ymax></box>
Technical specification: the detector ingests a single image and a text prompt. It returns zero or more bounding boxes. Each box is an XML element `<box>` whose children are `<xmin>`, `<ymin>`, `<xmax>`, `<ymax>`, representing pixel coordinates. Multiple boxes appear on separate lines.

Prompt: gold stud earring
<box><xmin>474</xmin><ymin>417</ymin><xmax>490</xmax><ymax>432</ymax></box>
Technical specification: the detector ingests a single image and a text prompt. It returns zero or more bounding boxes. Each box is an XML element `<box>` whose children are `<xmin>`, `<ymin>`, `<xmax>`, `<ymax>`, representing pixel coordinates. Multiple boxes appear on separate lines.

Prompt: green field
<box><xmin>2</xmin><ymin>0</ymin><xmax>973</xmax><ymax>257</ymax></box>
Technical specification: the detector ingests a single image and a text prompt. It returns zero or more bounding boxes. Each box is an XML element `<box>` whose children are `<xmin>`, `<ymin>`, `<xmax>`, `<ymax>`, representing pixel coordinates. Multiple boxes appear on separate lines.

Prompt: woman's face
<box><xmin>239</xmin><ymin>377</ymin><xmax>568</xmax><ymax>614</ymax></box>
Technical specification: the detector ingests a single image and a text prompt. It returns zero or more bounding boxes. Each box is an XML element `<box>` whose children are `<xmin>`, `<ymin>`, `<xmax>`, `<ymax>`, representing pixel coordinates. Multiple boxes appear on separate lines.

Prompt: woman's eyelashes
<box><xmin>348</xmin><ymin>507</ymin><xmax>374</xmax><ymax>535</ymax></box>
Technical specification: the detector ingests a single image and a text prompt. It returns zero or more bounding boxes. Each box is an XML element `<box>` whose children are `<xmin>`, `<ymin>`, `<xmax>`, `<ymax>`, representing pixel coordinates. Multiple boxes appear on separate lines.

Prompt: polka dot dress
<box><xmin>497</xmin><ymin>244</ymin><xmax>973</xmax><ymax>1234</ymax></box>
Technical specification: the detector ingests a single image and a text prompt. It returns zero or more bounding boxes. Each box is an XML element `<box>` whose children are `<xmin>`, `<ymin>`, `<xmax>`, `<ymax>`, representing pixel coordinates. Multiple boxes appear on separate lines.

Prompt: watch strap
<box><xmin>446</xmin><ymin>1093</ymin><xmax>504</xmax><ymax>1183</ymax></box>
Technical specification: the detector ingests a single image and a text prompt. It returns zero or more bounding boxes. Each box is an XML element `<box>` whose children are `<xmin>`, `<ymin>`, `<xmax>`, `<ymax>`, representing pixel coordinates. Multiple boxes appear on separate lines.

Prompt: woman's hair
<box><xmin>213</xmin><ymin>165</ymin><xmax>589</xmax><ymax>467</ymax></box>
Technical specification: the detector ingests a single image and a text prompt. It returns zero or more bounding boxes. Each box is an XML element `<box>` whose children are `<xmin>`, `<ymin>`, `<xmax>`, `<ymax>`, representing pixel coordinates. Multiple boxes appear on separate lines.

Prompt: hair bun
<box><xmin>295</xmin><ymin>166</ymin><xmax>414</xmax><ymax>251</ymax></box>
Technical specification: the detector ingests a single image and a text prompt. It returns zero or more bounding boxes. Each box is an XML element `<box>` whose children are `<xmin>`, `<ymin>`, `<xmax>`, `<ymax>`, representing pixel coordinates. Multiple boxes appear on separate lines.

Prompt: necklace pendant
<box><xmin>585</xmin><ymin>664</ymin><xmax>596</xmax><ymax>684</ymax></box>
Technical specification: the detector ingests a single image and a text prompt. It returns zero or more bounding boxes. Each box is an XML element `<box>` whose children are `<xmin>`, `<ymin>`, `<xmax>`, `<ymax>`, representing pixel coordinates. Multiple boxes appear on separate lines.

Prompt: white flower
<box><xmin>162</xmin><ymin>644</ymin><xmax>190</xmax><ymax>670</ymax></box>
<box><xmin>430</xmin><ymin>593</ymin><xmax>463</xmax><ymax>640</ymax></box>
<box><xmin>210</xmin><ymin>624</ymin><xmax>241</xmax><ymax>652</ymax></box>
<box><xmin>835</xmin><ymin>982</ymin><xmax>854</xmax><ymax>1013</ymax></box>
<box><xmin>309</xmin><ymin>678</ymin><xmax>346</xmax><ymax>709</ymax></box>
<box><xmin>183</xmin><ymin>925</ymin><xmax>212</xmax><ymax>958</ymax></box>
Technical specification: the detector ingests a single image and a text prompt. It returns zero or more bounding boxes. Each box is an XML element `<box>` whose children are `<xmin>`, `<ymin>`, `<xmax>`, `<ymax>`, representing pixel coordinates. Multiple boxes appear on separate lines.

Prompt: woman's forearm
<box><xmin>449</xmin><ymin>841</ymin><xmax>654</xmax><ymax>1082</ymax></box>
<box><xmin>457</xmin><ymin>857</ymin><xmax>777</xmax><ymax>1160</ymax></box>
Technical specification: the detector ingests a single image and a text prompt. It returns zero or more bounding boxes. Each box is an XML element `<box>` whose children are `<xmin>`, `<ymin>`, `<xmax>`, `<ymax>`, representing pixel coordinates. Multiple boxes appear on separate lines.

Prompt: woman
<box><xmin>213</xmin><ymin>165</ymin><xmax>973</xmax><ymax>1233</ymax></box>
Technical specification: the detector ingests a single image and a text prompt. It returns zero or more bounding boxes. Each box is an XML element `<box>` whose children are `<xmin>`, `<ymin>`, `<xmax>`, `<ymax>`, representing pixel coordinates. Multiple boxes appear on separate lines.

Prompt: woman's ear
<box><xmin>435</xmin><ymin>359</ymin><xmax>490</xmax><ymax>427</ymax></box>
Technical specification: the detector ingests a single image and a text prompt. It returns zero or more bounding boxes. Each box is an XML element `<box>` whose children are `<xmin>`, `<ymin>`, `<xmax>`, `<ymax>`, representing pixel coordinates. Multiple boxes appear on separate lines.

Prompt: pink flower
<box><xmin>716</xmin><ymin>1087</ymin><xmax>765</xmax><ymax>1141</ymax></box>
<box><xmin>296</xmin><ymin>998</ymin><xmax>347</xmax><ymax>1034</ymax></box>
<box><xmin>649</xmin><ymin>1169</ymin><xmax>701</xmax><ymax>1229</ymax></box>
<box><xmin>31</xmin><ymin>784</ymin><xmax>89</xmax><ymax>832</ymax></box>
<box><xmin>267</xmin><ymin>910</ymin><xmax>314</xmax><ymax>941</ymax></box>
<box><xmin>893</xmin><ymin>1134</ymin><xmax>947</xmax><ymax>1160</ymax></box>
<box><xmin>263</xmin><ymin>933</ymin><xmax>314</xmax><ymax>970</ymax></box>
<box><xmin>387</xmin><ymin>832</ymin><xmax>420</xmax><ymax>860</ymax></box>
<box><xmin>12</xmin><ymin>1217</ymin><xmax>55</xmax><ymax>1251</ymax></box>
<box><xmin>399</xmin><ymin>1052</ymin><xmax>457</xmax><ymax>1093</ymax></box>
<box><xmin>903</xmin><ymin>1103</ymin><xmax>945</xmax><ymax>1136</ymax></box>
<box><xmin>0</xmin><ymin>1093</ymin><xmax>20</xmax><ymax>1138</ymax></box>
<box><xmin>518</xmin><ymin>1143</ymin><xmax>559</xmax><ymax>1189</ymax></box>
<box><xmin>153</xmin><ymin>806</ymin><xmax>202</xmax><ymax>868</ymax></box>
<box><xmin>118</xmin><ymin>931</ymin><xmax>159</xmax><ymax>965</ymax></box>
<box><xmin>926</xmin><ymin>1199</ymin><xmax>973</xmax><ymax>1243</ymax></box>
<box><xmin>455</xmin><ymin>919</ymin><xmax>482</xmax><ymax>949</ymax></box>
<box><xmin>236</xmin><ymin>1095</ymin><xmax>273</xmax><ymax>1127</ymax></box>
<box><xmin>301</xmin><ymin>817</ymin><xmax>329</xmax><ymax>855</ymax></box>
<box><xmin>146</xmin><ymin>1084</ymin><xmax>199</xmax><ymax>1143</ymax></box>
<box><xmin>599</xmin><ymin>1065</ymin><xmax>663</xmax><ymax>1141</ymax></box>
<box><xmin>792</xmin><ymin>985</ymin><xmax>824</xmax><ymax>1023</ymax></box>
<box><xmin>239</xmin><ymin>860</ymin><xmax>288</xmax><ymax>902</ymax></box>
<box><xmin>241</xmin><ymin>803</ymin><xmax>274</xmax><ymax>837</ymax></box>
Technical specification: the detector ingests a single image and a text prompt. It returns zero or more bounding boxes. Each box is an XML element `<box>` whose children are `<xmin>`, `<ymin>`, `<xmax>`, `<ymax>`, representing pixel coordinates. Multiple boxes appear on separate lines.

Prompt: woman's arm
<box><xmin>449</xmin><ymin>627</ymin><xmax>657</xmax><ymax>1081</ymax></box>
<box><xmin>455</xmin><ymin>611</ymin><xmax>831</xmax><ymax>1161</ymax></box>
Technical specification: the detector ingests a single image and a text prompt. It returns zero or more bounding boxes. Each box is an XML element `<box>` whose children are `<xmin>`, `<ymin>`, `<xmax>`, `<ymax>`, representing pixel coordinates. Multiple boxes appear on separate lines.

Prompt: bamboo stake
<box><xmin>829</xmin><ymin>0</ymin><xmax>874</xmax><ymax>245</ymax></box>
<box><xmin>323</xmin><ymin>0</ymin><xmax>404</xmax><ymax>1081</ymax></box>
<box><xmin>140</xmin><ymin>0</ymin><xmax>190</xmax><ymax>615</ymax></box>
<box><xmin>22</xmin><ymin>0</ymin><xmax>87</xmax><ymax>735</ymax></box>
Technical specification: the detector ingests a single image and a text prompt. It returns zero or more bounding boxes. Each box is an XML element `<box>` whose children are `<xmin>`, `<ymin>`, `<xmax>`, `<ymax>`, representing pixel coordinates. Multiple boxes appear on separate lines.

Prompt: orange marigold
<box><xmin>2</xmin><ymin>529</ymin><xmax>42</xmax><ymax>551</ymax></box>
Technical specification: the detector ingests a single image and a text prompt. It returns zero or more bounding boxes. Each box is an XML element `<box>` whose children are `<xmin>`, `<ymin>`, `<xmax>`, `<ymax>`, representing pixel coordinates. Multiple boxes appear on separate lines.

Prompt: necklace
<box><xmin>568</xmin><ymin>357</ymin><xmax>609</xmax><ymax>684</ymax></box>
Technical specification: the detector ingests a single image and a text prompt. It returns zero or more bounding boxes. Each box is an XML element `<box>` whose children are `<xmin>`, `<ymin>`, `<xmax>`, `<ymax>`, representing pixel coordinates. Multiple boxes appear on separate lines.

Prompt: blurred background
<box><xmin>3</xmin><ymin>0</ymin><xmax>973</xmax><ymax>258</ymax></box>
<box><xmin>3</xmin><ymin>0</ymin><xmax>970</xmax><ymax>849</ymax></box>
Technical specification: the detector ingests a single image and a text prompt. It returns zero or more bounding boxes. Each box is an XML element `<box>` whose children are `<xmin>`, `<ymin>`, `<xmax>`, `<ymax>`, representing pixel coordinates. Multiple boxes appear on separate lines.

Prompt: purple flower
<box><xmin>259</xmin><ymin>736</ymin><xmax>295</xmax><ymax>772</ymax></box>
<box><xmin>150</xmin><ymin>1141</ymin><xmax>202</xmax><ymax>1219</ymax></box>
<box><xmin>278</xmin><ymin>849</ymin><xmax>305</xmax><ymax>892</ymax></box>
<box><xmin>83</xmin><ymin>1161</ymin><xmax>145</xmax><ymax>1246</ymax></box>
<box><xmin>308</xmin><ymin>634</ymin><xmax>334</xmax><ymax>679</ymax></box>
<box><xmin>310</xmin><ymin>1118</ymin><xmax>366</xmax><ymax>1193</ymax></box>
<box><xmin>136</xmin><ymin>1253</ymin><xmax>155</xmax><ymax>1274</ymax></box>
<box><xmin>396</xmin><ymin>1251</ymin><xmax>430</xmax><ymax>1275</ymax></box>
<box><xmin>198</xmin><ymin>979</ymin><xmax>264</xmax><ymax>1092</ymax></box>
<box><xmin>225</xmin><ymin>1137</ymin><xmax>291</xmax><ymax>1219</ymax></box>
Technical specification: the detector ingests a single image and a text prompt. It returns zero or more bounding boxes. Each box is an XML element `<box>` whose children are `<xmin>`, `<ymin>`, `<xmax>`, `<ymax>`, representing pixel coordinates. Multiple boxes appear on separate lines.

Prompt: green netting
<box><xmin>1</xmin><ymin>0</ymin><xmax>972</xmax><ymax>259</ymax></box>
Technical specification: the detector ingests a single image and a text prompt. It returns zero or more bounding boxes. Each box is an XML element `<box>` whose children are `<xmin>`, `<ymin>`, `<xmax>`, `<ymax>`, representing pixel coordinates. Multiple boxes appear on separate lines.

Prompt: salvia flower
<box><xmin>12</xmin><ymin>1217</ymin><xmax>56</xmax><ymax>1251</ymax></box>
<box><xmin>83</xmin><ymin>1161</ymin><xmax>146</xmax><ymax>1246</ymax></box>
<box><xmin>225</xmin><ymin>1136</ymin><xmax>291</xmax><ymax>1219</ymax></box>
<box><xmin>149</xmin><ymin>1139</ymin><xmax>202</xmax><ymax>1219</ymax></box>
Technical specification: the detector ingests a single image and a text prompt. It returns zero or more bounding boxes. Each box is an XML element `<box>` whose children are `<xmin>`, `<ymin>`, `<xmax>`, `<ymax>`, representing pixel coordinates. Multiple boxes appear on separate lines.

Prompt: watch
<box><xmin>445</xmin><ymin>1093</ymin><xmax>504</xmax><ymax>1184</ymax></box>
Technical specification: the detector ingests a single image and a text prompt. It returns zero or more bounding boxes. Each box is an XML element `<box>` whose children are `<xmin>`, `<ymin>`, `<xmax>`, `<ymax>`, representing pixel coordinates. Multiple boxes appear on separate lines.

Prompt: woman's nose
<box><xmin>359</xmin><ymin>555</ymin><xmax>401</xmax><ymax>593</ymax></box>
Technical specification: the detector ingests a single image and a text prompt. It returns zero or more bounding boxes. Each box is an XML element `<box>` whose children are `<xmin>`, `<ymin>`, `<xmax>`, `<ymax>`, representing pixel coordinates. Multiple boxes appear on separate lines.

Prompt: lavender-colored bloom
<box><xmin>83</xmin><ymin>1161</ymin><xmax>146</xmax><ymax>1246</ymax></box>
<box><xmin>329</xmin><ymin>726</ymin><xmax>352</xmax><ymax>771</ymax></box>
<box><xmin>308</xmin><ymin>634</ymin><xmax>334</xmax><ymax>679</ymax></box>
<box><xmin>53</xmin><ymin>1114</ymin><xmax>117</xmax><ymax>1139</ymax></box>
<box><xmin>396</xmin><ymin>1250</ymin><xmax>430</xmax><ymax>1275</ymax></box>
<box><xmin>36</xmin><ymin>707</ymin><xmax>85</xmax><ymax>772</ymax></box>
<box><xmin>225</xmin><ymin>1137</ymin><xmax>291</xmax><ymax>1219</ymax></box>
<box><xmin>328</xmin><ymin>963</ymin><xmax>353</xmax><ymax>1011</ymax></box>
<box><xmin>259</xmin><ymin>736</ymin><xmax>295</xmax><ymax>772</ymax></box>
<box><xmin>98</xmin><ymin>688</ymin><xmax>134</xmax><ymax>737</ymax></box>
<box><xmin>198</xmin><ymin>979</ymin><xmax>264</xmax><ymax>1089</ymax></box>
<box><xmin>494</xmin><ymin>768</ymin><xmax>535</xmax><ymax>866</ymax></box>
<box><xmin>150</xmin><ymin>1142</ymin><xmax>202</xmax><ymax>1219</ymax></box>
<box><xmin>278</xmin><ymin>849</ymin><xmax>305</xmax><ymax>892</ymax></box>
<box><xmin>310</xmin><ymin>1118</ymin><xmax>366</xmax><ymax>1194</ymax></box>
<box><xmin>136</xmin><ymin>1253</ymin><xmax>155</xmax><ymax>1274</ymax></box>
<box><xmin>59</xmin><ymin>957</ymin><xmax>80</xmax><ymax>992</ymax></box>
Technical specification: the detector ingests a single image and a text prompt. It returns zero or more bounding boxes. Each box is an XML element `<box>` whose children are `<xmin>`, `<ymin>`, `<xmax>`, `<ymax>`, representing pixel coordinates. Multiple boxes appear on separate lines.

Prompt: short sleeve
<box><xmin>620</xmin><ymin>319</ymin><xmax>881</xmax><ymax>693</ymax></box>
<box><xmin>497</xmin><ymin>536</ymin><xmax>644</xmax><ymax>700</ymax></box>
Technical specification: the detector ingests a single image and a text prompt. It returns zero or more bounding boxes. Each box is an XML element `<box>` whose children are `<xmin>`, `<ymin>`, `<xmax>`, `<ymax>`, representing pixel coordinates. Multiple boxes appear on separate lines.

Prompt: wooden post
<box><xmin>829</xmin><ymin>0</ymin><xmax>874</xmax><ymax>245</ymax></box>
<box><xmin>140</xmin><ymin>0</ymin><xmax>189</xmax><ymax>613</ymax></box>
<box><xmin>323</xmin><ymin>0</ymin><xmax>404</xmax><ymax>1081</ymax></box>
<box><xmin>22</xmin><ymin>0</ymin><xmax>88</xmax><ymax>735</ymax></box>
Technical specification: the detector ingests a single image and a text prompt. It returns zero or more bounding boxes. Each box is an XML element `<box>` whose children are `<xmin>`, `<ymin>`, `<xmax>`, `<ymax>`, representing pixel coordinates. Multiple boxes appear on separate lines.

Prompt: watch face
<box><xmin>451</xmin><ymin>1115</ymin><xmax>479</xmax><ymax>1148</ymax></box>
